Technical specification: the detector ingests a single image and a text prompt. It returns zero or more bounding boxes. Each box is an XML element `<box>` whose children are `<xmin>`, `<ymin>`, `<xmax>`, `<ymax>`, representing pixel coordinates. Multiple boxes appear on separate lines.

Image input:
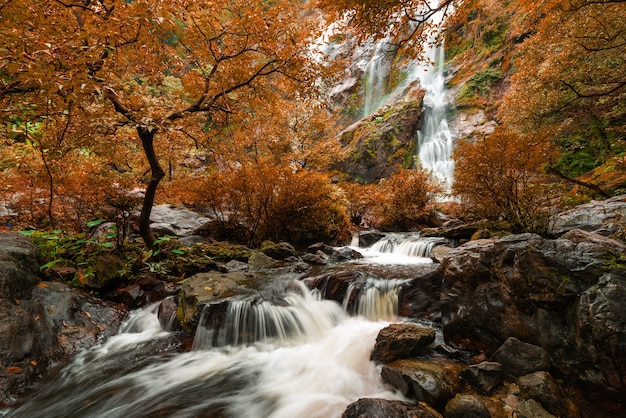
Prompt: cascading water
<box><xmin>4</xmin><ymin>280</ymin><xmax>412</xmax><ymax>418</ymax></box>
<box><xmin>343</xmin><ymin>277</ymin><xmax>406</xmax><ymax>321</ymax></box>
<box><xmin>415</xmin><ymin>36</ymin><xmax>455</xmax><ymax>193</ymax></box>
<box><xmin>357</xmin><ymin>8</ymin><xmax>455</xmax><ymax>192</ymax></box>
<box><xmin>193</xmin><ymin>281</ymin><xmax>345</xmax><ymax>349</ymax></box>
<box><xmin>361</xmin><ymin>39</ymin><xmax>394</xmax><ymax>117</ymax></box>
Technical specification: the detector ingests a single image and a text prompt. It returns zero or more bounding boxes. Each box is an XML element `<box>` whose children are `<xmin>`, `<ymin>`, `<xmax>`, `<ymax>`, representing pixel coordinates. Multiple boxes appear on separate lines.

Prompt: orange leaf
<box><xmin>13</xmin><ymin>299</ymin><xmax>20</xmax><ymax>305</ymax></box>
<box><xmin>7</xmin><ymin>366</ymin><xmax>22</xmax><ymax>373</ymax></box>
<box><xmin>30</xmin><ymin>361</ymin><xmax>38</xmax><ymax>366</ymax></box>
<box><xmin>37</xmin><ymin>282</ymin><xmax>48</xmax><ymax>287</ymax></box>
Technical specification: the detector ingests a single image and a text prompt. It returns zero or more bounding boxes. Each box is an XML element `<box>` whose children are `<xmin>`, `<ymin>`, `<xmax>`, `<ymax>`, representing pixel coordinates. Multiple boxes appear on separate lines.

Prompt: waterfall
<box><xmin>415</xmin><ymin>39</ymin><xmax>455</xmax><ymax>192</ymax></box>
<box><xmin>355</xmin><ymin>7</ymin><xmax>455</xmax><ymax>192</ymax></box>
<box><xmin>361</xmin><ymin>40</ymin><xmax>393</xmax><ymax>117</ymax></box>
<box><xmin>193</xmin><ymin>281</ymin><xmax>345</xmax><ymax>349</ymax></box>
<box><xmin>5</xmin><ymin>285</ymin><xmax>408</xmax><ymax>418</ymax></box>
<box><xmin>343</xmin><ymin>278</ymin><xmax>406</xmax><ymax>321</ymax></box>
<box><xmin>365</xmin><ymin>232</ymin><xmax>451</xmax><ymax>259</ymax></box>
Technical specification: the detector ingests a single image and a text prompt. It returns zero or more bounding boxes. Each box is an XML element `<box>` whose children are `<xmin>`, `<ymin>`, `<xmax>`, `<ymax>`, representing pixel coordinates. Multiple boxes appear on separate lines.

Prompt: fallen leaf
<box><xmin>85</xmin><ymin>312</ymin><xmax>91</xmax><ymax>318</ymax></box>
<box><xmin>30</xmin><ymin>361</ymin><xmax>38</xmax><ymax>366</ymax></box>
<box><xmin>7</xmin><ymin>366</ymin><xmax>21</xmax><ymax>373</ymax></box>
<box><xmin>37</xmin><ymin>282</ymin><xmax>48</xmax><ymax>287</ymax></box>
<box><xmin>13</xmin><ymin>299</ymin><xmax>20</xmax><ymax>305</ymax></box>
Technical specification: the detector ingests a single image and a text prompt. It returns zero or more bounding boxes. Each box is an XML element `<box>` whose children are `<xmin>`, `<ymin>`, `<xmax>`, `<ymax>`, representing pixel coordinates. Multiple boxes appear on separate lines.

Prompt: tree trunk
<box><xmin>137</xmin><ymin>126</ymin><xmax>165</xmax><ymax>248</ymax></box>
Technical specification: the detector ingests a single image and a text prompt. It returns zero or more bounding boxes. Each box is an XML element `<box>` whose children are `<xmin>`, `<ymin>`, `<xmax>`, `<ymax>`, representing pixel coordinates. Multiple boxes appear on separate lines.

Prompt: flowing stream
<box><xmin>3</xmin><ymin>235</ymin><xmax>442</xmax><ymax>418</ymax></box>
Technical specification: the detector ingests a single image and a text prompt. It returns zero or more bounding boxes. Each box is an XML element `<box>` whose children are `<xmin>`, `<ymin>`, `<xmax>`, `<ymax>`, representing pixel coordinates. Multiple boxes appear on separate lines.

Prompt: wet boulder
<box><xmin>177</xmin><ymin>271</ymin><xmax>257</xmax><ymax>331</ymax></box>
<box><xmin>331</xmin><ymin>246</ymin><xmax>364</xmax><ymax>261</ymax></box>
<box><xmin>307</xmin><ymin>242</ymin><xmax>335</xmax><ymax>256</ymax></box>
<box><xmin>489</xmin><ymin>337</ymin><xmax>550</xmax><ymax>377</ymax></box>
<box><xmin>350</xmin><ymin>230</ymin><xmax>386</xmax><ymax>248</ymax></box>
<box><xmin>150</xmin><ymin>204</ymin><xmax>212</xmax><ymax>237</ymax></box>
<box><xmin>461</xmin><ymin>361</ymin><xmax>503</xmax><ymax>394</ymax></box>
<box><xmin>304</xmin><ymin>270</ymin><xmax>367</xmax><ymax>310</ymax></box>
<box><xmin>381</xmin><ymin>359</ymin><xmax>462</xmax><ymax>408</ymax></box>
<box><xmin>1</xmin><ymin>279</ymin><xmax>125</xmax><ymax>406</ymax></box>
<box><xmin>260</xmin><ymin>241</ymin><xmax>298</xmax><ymax>261</ymax></box>
<box><xmin>398</xmin><ymin>271</ymin><xmax>443</xmax><ymax>321</ymax></box>
<box><xmin>443</xmin><ymin>394</ymin><xmax>490</xmax><ymax>418</ymax></box>
<box><xmin>370</xmin><ymin>323</ymin><xmax>436</xmax><ymax>364</ymax></box>
<box><xmin>437</xmin><ymin>230</ymin><xmax>626</xmax><ymax>399</ymax></box>
<box><xmin>342</xmin><ymin>398</ymin><xmax>442</xmax><ymax>418</ymax></box>
<box><xmin>301</xmin><ymin>252</ymin><xmax>328</xmax><ymax>265</ymax></box>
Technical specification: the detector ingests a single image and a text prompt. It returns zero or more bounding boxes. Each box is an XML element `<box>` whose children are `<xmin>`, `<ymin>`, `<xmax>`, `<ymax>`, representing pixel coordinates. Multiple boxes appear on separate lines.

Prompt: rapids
<box><xmin>2</xmin><ymin>235</ymin><xmax>440</xmax><ymax>418</ymax></box>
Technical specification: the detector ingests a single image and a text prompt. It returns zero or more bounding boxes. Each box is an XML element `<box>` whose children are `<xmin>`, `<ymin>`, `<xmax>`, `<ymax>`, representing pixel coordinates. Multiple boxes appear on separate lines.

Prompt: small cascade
<box><xmin>193</xmin><ymin>281</ymin><xmax>346</xmax><ymax>349</ymax></box>
<box><xmin>370</xmin><ymin>233</ymin><xmax>450</xmax><ymax>258</ymax></box>
<box><xmin>343</xmin><ymin>278</ymin><xmax>406</xmax><ymax>321</ymax></box>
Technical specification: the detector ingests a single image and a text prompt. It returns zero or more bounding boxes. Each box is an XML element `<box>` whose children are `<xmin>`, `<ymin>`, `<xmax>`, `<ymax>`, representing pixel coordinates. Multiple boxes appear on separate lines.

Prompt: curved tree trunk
<box><xmin>137</xmin><ymin>126</ymin><xmax>165</xmax><ymax>248</ymax></box>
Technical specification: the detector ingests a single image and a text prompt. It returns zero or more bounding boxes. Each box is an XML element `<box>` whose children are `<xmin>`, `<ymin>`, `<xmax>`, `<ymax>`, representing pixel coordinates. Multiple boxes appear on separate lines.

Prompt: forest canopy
<box><xmin>1</xmin><ymin>0</ymin><xmax>624</xmax><ymax>251</ymax></box>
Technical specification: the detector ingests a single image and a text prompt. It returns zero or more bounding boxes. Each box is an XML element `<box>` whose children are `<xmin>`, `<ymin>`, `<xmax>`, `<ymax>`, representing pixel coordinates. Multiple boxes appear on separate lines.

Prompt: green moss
<box><xmin>458</xmin><ymin>68</ymin><xmax>504</xmax><ymax>101</ymax></box>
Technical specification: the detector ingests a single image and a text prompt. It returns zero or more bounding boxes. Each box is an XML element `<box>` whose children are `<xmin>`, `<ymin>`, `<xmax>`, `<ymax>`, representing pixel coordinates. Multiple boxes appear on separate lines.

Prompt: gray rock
<box><xmin>260</xmin><ymin>241</ymin><xmax>297</xmax><ymax>260</ymax></box>
<box><xmin>351</xmin><ymin>230</ymin><xmax>386</xmax><ymax>248</ymax></box>
<box><xmin>150</xmin><ymin>204</ymin><xmax>212</xmax><ymax>237</ymax></box>
<box><xmin>0</xmin><ymin>233</ymin><xmax>41</xmax><ymax>300</ymax></box>
<box><xmin>248</xmin><ymin>251</ymin><xmax>278</xmax><ymax>271</ymax></box>
<box><xmin>177</xmin><ymin>271</ymin><xmax>256</xmax><ymax>330</ymax></box>
<box><xmin>437</xmin><ymin>231</ymin><xmax>626</xmax><ymax>395</ymax></box>
<box><xmin>516</xmin><ymin>399</ymin><xmax>556</xmax><ymax>418</ymax></box>
<box><xmin>490</xmin><ymin>337</ymin><xmax>550</xmax><ymax>377</ymax></box>
<box><xmin>222</xmin><ymin>260</ymin><xmax>249</xmax><ymax>272</ymax></box>
<box><xmin>462</xmin><ymin>361</ymin><xmax>503</xmax><ymax>394</ymax></box>
<box><xmin>307</xmin><ymin>242</ymin><xmax>335</xmax><ymax>256</ymax></box>
<box><xmin>548</xmin><ymin>194</ymin><xmax>626</xmax><ymax>236</ymax></box>
<box><xmin>304</xmin><ymin>270</ymin><xmax>366</xmax><ymax>310</ymax></box>
<box><xmin>518</xmin><ymin>371</ymin><xmax>579</xmax><ymax>417</ymax></box>
<box><xmin>430</xmin><ymin>245</ymin><xmax>452</xmax><ymax>263</ymax></box>
<box><xmin>0</xmin><ymin>281</ymin><xmax>125</xmax><ymax>405</ymax></box>
<box><xmin>301</xmin><ymin>252</ymin><xmax>327</xmax><ymax>265</ymax></box>
<box><xmin>443</xmin><ymin>394</ymin><xmax>490</xmax><ymax>418</ymax></box>
<box><xmin>331</xmin><ymin>246</ymin><xmax>364</xmax><ymax>261</ymax></box>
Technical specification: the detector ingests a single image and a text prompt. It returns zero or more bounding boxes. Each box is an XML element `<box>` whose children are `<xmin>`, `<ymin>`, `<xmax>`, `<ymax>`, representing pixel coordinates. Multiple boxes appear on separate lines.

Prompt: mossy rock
<box><xmin>177</xmin><ymin>271</ymin><xmax>257</xmax><ymax>332</ymax></box>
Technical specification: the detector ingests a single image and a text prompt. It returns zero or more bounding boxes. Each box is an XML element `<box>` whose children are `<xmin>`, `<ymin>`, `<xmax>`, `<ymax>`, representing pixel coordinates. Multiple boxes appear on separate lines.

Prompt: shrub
<box><xmin>371</xmin><ymin>168</ymin><xmax>441</xmax><ymax>231</ymax></box>
<box><xmin>199</xmin><ymin>162</ymin><xmax>350</xmax><ymax>246</ymax></box>
<box><xmin>453</xmin><ymin>130</ymin><xmax>558</xmax><ymax>232</ymax></box>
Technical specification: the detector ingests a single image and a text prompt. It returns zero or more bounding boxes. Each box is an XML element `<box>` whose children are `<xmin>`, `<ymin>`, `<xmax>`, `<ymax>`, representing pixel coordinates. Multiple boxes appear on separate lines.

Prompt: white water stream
<box><xmin>5</xmin><ymin>289</ymin><xmax>408</xmax><ymax>418</ymax></box>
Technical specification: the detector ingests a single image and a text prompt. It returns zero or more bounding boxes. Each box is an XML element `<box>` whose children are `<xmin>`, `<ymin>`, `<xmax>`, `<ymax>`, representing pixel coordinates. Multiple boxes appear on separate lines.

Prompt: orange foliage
<box><xmin>342</xmin><ymin>168</ymin><xmax>441</xmax><ymax>230</ymax></box>
<box><xmin>453</xmin><ymin>130</ymin><xmax>559</xmax><ymax>231</ymax></box>
<box><xmin>198</xmin><ymin>162</ymin><xmax>350</xmax><ymax>246</ymax></box>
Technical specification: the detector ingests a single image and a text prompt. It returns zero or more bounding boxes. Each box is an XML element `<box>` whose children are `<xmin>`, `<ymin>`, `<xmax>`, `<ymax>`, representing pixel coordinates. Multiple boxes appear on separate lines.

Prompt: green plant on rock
<box><xmin>459</xmin><ymin>68</ymin><xmax>504</xmax><ymax>101</ymax></box>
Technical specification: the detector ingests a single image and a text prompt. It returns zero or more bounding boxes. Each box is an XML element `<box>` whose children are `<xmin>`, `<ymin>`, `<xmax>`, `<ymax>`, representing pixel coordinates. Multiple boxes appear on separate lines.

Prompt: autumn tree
<box><xmin>1</xmin><ymin>0</ymin><xmax>322</xmax><ymax>247</ymax></box>
<box><xmin>499</xmin><ymin>0</ymin><xmax>626</xmax><ymax>190</ymax></box>
<box><xmin>316</xmin><ymin>0</ymin><xmax>456</xmax><ymax>48</ymax></box>
<box><xmin>453</xmin><ymin>130</ymin><xmax>558</xmax><ymax>231</ymax></box>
